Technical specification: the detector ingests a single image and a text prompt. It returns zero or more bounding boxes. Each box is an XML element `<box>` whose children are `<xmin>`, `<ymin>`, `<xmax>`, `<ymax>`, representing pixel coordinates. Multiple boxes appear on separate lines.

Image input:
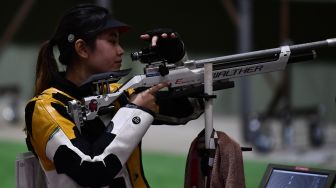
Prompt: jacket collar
<box><xmin>51</xmin><ymin>72</ymin><xmax>92</xmax><ymax>100</ymax></box>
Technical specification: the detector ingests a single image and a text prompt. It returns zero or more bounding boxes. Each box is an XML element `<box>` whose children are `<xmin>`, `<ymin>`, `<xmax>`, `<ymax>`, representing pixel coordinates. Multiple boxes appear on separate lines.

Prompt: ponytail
<box><xmin>34</xmin><ymin>40</ymin><xmax>59</xmax><ymax>95</ymax></box>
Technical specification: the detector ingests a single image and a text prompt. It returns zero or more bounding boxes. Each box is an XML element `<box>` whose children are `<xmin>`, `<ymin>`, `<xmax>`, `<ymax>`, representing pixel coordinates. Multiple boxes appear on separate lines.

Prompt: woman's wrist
<box><xmin>125</xmin><ymin>103</ymin><xmax>156</xmax><ymax>117</ymax></box>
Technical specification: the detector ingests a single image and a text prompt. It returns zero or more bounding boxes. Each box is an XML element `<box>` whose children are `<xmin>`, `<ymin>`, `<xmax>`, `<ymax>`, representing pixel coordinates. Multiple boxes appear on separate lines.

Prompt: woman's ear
<box><xmin>74</xmin><ymin>39</ymin><xmax>89</xmax><ymax>59</ymax></box>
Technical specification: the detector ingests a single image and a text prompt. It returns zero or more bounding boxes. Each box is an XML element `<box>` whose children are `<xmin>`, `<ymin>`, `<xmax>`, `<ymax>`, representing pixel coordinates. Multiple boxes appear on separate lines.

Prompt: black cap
<box><xmin>100</xmin><ymin>16</ymin><xmax>130</xmax><ymax>33</ymax></box>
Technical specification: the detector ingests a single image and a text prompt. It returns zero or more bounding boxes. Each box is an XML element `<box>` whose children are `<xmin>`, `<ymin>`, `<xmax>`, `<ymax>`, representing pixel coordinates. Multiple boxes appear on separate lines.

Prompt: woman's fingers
<box><xmin>130</xmin><ymin>83</ymin><xmax>169</xmax><ymax>113</ymax></box>
<box><xmin>140</xmin><ymin>33</ymin><xmax>177</xmax><ymax>47</ymax></box>
<box><xmin>146</xmin><ymin>82</ymin><xmax>169</xmax><ymax>95</ymax></box>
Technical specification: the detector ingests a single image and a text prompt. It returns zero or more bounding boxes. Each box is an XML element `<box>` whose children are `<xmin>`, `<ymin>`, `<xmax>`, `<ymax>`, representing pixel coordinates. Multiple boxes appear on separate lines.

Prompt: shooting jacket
<box><xmin>24</xmin><ymin>70</ymin><xmax>201</xmax><ymax>188</ymax></box>
<box><xmin>25</xmin><ymin>72</ymin><xmax>152</xmax><ymax>188</ymax></box>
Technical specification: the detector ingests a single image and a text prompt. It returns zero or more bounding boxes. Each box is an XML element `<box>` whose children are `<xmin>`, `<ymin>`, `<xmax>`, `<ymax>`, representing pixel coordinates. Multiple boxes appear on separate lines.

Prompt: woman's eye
<box><xmin>109</xmin><ymin>39</ymin><xmax>119</xmax><ymax>45</ymax></box>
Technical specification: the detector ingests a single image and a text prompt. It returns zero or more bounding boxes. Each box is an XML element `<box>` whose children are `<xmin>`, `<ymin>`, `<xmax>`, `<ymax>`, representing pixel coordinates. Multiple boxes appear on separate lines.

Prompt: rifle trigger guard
<box><xmin>199</xmin><ymin>93</ymin><xmax>217</xmax><ymax>100</ymax></box>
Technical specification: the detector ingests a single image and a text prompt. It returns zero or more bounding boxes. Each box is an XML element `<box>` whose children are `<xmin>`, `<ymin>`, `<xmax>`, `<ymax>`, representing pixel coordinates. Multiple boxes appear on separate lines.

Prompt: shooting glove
<box><xmin>142</xmin><ymin>28</ymin><xmax>186</xmax><ymax>63</ymax></box>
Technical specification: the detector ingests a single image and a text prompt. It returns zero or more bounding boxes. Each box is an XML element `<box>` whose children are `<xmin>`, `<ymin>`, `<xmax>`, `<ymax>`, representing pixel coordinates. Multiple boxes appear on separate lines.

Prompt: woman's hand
<box><xmin>130</xmin><ymin>83</ymin><xmax>169</xmax><ymax>113</ymax></box>
<box><xmin>140</xmin><ymin>32</ymin><xmax>177</xmax><ymax>47</ymax></box>
<box><xmin>138</xmin><ymin>28</ymin><xmax>185</xmax><ymax>64</ymax></box>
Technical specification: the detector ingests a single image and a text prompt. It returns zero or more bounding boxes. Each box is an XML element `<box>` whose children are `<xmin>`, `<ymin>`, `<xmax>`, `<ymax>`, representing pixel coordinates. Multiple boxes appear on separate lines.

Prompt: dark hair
<box><xmin>35</xmin><ymin>4</ymin><xmax>110</xmax><ymax>95</ymax></box>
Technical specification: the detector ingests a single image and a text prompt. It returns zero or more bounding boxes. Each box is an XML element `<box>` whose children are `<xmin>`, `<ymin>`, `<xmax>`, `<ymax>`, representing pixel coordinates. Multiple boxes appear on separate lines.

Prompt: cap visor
<box><xmin>102</xmin><ymin>18</ymin><xmax>130</xmax><ymax>33</ymax></box>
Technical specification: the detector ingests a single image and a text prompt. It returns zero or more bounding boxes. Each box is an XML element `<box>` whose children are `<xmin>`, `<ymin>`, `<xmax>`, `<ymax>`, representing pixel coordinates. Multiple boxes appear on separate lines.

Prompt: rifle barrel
<box><xmin>195</xmin><ymin>38</ymin><xmax>336</xmax><ymax>67</ymax></box>
<box><xmin>290</xmin><ymin>38</ymin><xmax>336</xmax><ymax>53</ymax></box>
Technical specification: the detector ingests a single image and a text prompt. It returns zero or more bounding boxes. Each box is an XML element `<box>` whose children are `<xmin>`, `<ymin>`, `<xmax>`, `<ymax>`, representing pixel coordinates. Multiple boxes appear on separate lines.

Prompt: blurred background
<box><xmin>0</xmin><ymin>0</ymin><xmax>335</xmax><ymax>187</ymax></box>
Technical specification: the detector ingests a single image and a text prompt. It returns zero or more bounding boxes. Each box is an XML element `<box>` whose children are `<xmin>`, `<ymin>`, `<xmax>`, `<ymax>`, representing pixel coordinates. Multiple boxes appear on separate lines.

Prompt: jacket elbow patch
<box><xmin>54</xmin><ymin>145</ymin><xmax>122</xmax><ymax>187</ymax></box>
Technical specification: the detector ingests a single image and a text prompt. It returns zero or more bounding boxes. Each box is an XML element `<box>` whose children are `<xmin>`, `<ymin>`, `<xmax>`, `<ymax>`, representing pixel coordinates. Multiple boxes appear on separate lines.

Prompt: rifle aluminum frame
<box><xmin>67</xmin><ymin>38</ymin><xmax>336</xmax><ymax>130</ymax></box>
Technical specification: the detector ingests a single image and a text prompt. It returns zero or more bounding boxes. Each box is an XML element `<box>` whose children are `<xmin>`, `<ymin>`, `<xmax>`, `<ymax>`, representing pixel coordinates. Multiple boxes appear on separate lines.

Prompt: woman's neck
<box><xmin>65</xmin><ymin>63</ymin><xmax>91</xmax><ymax>87</ymax></box>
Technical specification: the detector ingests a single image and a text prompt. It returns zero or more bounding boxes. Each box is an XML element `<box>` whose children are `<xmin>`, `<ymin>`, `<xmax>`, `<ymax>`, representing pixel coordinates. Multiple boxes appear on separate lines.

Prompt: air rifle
<box><xmin>67</xmin><ymin>38</ymin><xmax>336</xmax><ymax>131</ymax></box>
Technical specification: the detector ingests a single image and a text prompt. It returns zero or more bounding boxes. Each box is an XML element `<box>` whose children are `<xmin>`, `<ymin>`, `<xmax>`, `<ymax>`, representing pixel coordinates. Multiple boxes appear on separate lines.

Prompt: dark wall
<box><xmin>253</xmin><ymin>1</ymin><xmax>336</xmax><ymax>58</ymax></box>
<box><xmin>112</xmin><ymin>0</ymin><xmax>236</xmax><ymax>54</ymax></box>
<box><xmin>1</xmin><ymin>0</ymin><xmax>335</xmax><ymax>56</ymax></box>
<box><xmin>1</xmin><ymin>0</ymin><xmax>95</xmax><ymax>44</ymax></box>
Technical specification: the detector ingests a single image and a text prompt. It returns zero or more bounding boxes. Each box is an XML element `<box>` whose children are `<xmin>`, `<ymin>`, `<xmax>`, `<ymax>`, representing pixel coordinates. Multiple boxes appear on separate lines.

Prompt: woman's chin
<box><xmin>107</xmin><ymin>66</ymin><xmax>122</xmax><ymax>72</ymax></box>
<box><xmin>113</xmin><ymin>64</ymin><xmax>122</xmax><ymax>70</ymax></box>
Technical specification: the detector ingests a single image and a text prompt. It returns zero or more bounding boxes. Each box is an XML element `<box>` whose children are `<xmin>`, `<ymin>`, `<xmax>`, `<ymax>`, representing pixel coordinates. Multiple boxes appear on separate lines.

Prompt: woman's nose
<box><xmin>118</xmin><ymin>45</ymin><xmax>124</xmax><ymax>56</ymax></box>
